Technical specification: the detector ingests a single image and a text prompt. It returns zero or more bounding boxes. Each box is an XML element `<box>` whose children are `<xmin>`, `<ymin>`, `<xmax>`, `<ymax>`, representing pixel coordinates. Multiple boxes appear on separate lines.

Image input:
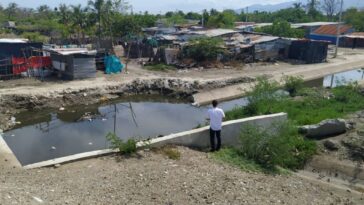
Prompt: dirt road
<box><xmin>0</xmin><ymin>147</ymin><xmax>361</xmax><ymax>205</ymax></box>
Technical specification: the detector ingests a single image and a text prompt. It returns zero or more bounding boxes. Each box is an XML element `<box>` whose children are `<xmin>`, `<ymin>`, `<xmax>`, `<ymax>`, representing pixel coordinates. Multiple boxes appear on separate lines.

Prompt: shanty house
<box><xmin>340</xmin><ymin>32</ymin><xmax>364</xmax><ymax>48</ymax></box>
<box><xmin>309</xmin><ymin>24</ymin><xmax>354</xmax><ymax>44</ymax></box>
<box><xmin>289</xmin><ymin>40</ymin><xmax>329</xmax><ymax>64</ymax></box>
<box><xmin>46</xmin><ymin>48</ymin><xmax>97</xmax><ymax>80</ymax></box>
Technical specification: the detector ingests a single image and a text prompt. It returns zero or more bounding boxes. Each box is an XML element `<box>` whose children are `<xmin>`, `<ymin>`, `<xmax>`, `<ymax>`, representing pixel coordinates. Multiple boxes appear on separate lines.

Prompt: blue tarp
<box><xmin>104</xmin><ymin>55</ymin><xmax>124</xmax><ymax>74</ymax></box>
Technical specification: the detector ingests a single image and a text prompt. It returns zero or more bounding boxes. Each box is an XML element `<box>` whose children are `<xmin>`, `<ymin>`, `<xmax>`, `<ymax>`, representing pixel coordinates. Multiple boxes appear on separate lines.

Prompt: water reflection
<box><xmin>3</xmin><ymin>96</ymin><xmax>248</xmax><ymax>165</ymax></box>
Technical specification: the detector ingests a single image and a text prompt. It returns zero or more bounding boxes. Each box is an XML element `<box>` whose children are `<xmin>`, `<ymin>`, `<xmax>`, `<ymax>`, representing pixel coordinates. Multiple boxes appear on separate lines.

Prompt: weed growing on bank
<box><xmin>226</xmin><ymin>77</ymin><xmax>364</xmax><ymax>125</ymax></box>
<box><xmin>239</xmin><ymin>121</ymin><xmax>316</xmax><ymax>170</ymax></box>
<box><xmin>153</xmin><ymin>145</ymin><xmax>181</xmax><ymax>160</ymax></box>
<box><xmin>211</xmin><ymin>148</ymin><xmax>265</xmax><ymax>172</ymax></box>
<box><xmin>144</xmin><ymin>64</ymin><xmax>177</xmax><ymax>72</ymax></box>
<box><xmin>106</xmin><ymin>133</ymin><xmax>137</xmax><ymax>155</ymax></box>
<box><xmin>212</xmin><ymin>120</ymin><xmax>316</xmax><ymax>172</ymax></box>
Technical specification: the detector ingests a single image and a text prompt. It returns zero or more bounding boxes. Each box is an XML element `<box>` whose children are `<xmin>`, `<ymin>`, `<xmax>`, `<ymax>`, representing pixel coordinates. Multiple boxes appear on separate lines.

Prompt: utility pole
<box><xmin>245</xmin><ymin>7</ymin><xmax>248</xmax><ymax>22</ymax></box>
<box><xmin>334</xmin><ymin>0</ymin><xmax>344</xmax><ymax>58</ymax></box>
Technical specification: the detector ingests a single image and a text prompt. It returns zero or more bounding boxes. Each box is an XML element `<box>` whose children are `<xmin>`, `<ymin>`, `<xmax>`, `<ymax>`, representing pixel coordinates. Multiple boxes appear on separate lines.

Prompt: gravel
<box><xmin>0</xmin><ymin>147</ymin><xmax>356</xmax><ymax>205</ymax></box>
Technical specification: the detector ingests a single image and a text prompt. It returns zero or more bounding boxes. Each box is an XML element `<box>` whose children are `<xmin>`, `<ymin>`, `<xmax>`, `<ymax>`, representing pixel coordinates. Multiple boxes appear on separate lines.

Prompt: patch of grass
<box><xmin>239</xmin><ymin>121</ymin><xmax>317</xmax><ymax>170</ymax></box>
<box><xmin>282</xmin><ymin>75</ymin><xmax>304</xmax><ymax>96</ymax></box>
<box><xmin>144</xmin><ymin>64</ymin><xmax>176</xmax><ymax>72</ymax></box>
<box><xmin>106</xmin><ymin>133</ymin><xmax>137</xmax><ymax>155</ymax></box>
<box><xmin>211</xmin><ymin>148</ymin><xmax>264</xmax><ymax>172</ymax></box>
<box><xmin>153</xmin><ymin>146</ymin><xmax>181</xmax><ymax>160</ymax></box>
<box><xmin>226</xmin><ymin>80</ymin><xmax>364</xmax><ymax>125</ymax></box>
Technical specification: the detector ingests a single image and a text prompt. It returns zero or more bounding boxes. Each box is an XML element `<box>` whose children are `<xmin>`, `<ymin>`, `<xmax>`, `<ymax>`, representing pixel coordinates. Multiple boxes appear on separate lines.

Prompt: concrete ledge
<box><xmin>0</xmin><ymin>133</ymin><xmax>22</xmax><ymax>168</ymax></box>
<box><xmin>23</xmin><ymin>148</ymin><xmax>118</xmax><ymax>169</ymax></box>
<box><xmin>23</xmin><ymin>113</ymin><xmax>287</xmax><ymax>169</ymax></box>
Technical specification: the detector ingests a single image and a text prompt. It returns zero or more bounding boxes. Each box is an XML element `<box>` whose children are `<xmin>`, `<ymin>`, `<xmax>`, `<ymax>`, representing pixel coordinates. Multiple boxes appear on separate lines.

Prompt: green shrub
<box><xmin>226</xmin><ymin>77</ymin><xmax>280</xmax><ymax>118</ymax></box>
<box><xmin>106</xmin><ymin>133</ymin><xmax>137</xmax><ymax>155</ymax></box>
<box><xmin>282</xmin><ymin>75</ymin><xmax>304</xmax><ymax>96</ymax></box>
<box><xmin>239</xmin><ymin>121</ymin><xmax>316</xmax><ymax>170</ymax></box>
<box><xmin>184</xmin><ymin>37</ymin><xmax>224</xmax><ymax>61</ymax></box>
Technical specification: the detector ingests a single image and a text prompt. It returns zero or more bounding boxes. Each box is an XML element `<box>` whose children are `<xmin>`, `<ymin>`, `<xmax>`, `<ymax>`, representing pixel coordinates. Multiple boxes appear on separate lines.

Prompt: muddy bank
<box><xmin>0</xmin><ymin>76</ymin><xmax>254</xmax><ymax>131</ymax></box>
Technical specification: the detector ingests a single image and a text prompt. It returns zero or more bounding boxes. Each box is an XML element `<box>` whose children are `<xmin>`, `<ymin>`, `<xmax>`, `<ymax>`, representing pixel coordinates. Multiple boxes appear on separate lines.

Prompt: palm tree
<box><xmin>88</xmin><ymin>0</ymin><xmax>106</xmax><ymax>42</ymax></box>
<box><xmin>71</xmin><ymin>5</ymin><xmax>90</xmax><ymax>45</ymax></box>
<box><xmin>58</xmin><ymin>4</ymin><xmax>70</xmax><ymax>26</ymax></box>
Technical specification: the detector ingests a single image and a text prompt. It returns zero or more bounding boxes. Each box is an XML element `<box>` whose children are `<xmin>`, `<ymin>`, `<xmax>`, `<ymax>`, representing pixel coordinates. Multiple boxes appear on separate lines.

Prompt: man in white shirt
<box><xmin>207</xmin><ymin>100</ymin><xmax>225</xmax><ymax>152</ymax></box>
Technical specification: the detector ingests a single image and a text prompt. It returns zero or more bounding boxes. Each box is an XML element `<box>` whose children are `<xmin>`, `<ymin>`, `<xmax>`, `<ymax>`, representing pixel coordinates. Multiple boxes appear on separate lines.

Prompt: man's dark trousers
<box><xmin>210</xmin><ymin>128</ymin><xmax>221</xmax><ymax>151</ymax></box>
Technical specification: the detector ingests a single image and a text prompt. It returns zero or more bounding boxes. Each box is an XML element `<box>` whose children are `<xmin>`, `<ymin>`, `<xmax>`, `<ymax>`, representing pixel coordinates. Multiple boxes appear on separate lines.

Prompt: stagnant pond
<box><xmin>3</xmin><ymin>96</ymin><xmax>248</xmax><ymax>165</ymax></box>
<box><xmin>305</xmin><ymin>68</ymin><xmax>364</xmax><ymax>88</ymax></box>
<box><xmin>3</xmin><ymin>68</ymin><xmax>364</xmax><ymax>166</ymax></box>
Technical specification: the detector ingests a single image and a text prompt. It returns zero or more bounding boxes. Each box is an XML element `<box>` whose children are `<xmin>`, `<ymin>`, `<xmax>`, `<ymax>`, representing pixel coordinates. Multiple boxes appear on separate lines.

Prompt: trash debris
<box><xmin>88</xmin><ymin>142</ymin><xmax>93</xmax><ymax>145</ymax></box>
<box><xmin>59</xmin><ymin>107</ymin><xmax>65</xmax><ymax>111</ymax></box>
<box><xmin>32</xmin><ymin>196</ymin><xmax>44</xmax><ymax>203</ymax></box>
<box><xmin>102</xmin><ymin>118</ymin><xmax>107</xmax><ymax>121</ymax></box>
<box><xmin>51</xmin><ymin>146</ymin><xmax>56</xmax><ymax>150</ymax></box>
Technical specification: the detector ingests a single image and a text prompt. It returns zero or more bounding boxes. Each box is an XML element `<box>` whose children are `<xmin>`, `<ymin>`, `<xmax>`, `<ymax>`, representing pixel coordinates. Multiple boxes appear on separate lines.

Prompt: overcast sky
<box><xmin>1</xmin><ymin>0</ymin><xmax>295</xmax><ymax>13</ymax></box>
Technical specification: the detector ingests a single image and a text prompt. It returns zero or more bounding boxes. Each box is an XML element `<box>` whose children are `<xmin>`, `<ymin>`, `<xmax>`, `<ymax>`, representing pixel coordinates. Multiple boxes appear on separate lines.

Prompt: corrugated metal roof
<box><xmin>313</xmin><ymin>24</ymin><xmax>352</xmax><ymax>35</ymax></box>
<box><xmin>192</xmin><ymin>29</ymin><xmax>238</xmax><ymax>37</ymax></box>
<box><xmin>0</xmin><ymin>38</ymin><xmax>28</xmax><ymax>43</ymax></box>
<box><xmin>344</xmin><ymin>32</ymin><xmax>364</xmax><ymax>39</ymax></box>
<box><xmin>291</xmin><ymin>22</ymin><xmax>339</xmax><ymax>28</ymax></box>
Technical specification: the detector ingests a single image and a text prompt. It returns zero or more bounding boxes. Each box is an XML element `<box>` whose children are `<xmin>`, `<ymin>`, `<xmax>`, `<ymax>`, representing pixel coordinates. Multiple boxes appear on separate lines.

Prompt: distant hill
<box><xmin>236</xmin><ymin>0</ymin><xmax>364</xmax><ymax>13</ymax></box>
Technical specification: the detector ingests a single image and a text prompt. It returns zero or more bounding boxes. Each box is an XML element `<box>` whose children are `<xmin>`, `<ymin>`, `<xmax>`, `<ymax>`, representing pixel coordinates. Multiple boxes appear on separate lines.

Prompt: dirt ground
<box><xmin>0</xmin><ymin>147</ymin><xmax>360</xmax><ymax>205</ymax></box>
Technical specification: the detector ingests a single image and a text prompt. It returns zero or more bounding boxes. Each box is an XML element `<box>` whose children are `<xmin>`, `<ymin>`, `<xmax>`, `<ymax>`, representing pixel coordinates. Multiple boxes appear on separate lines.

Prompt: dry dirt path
<box><xmin>0</xmin><ymin>147</ymin><xmax>361</xmax><ymax>205</ymax></box>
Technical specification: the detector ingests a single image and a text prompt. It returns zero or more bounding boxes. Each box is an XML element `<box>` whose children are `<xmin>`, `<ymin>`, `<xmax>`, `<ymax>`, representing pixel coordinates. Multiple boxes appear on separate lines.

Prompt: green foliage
<box><xmin>184</xmin><ymin>37</ymin><xmax>224</xmax><ymax>62</ymax></box>
<box><xmin>106</xmin><ymin>132</ymin><xmax>137</xmax><ymax>155</ymax></box>
<box><xmin>166</xmin><ymin>13</ymin><xmax>187</xmax><ymax>26</ymax></box>
<box><xmin>206</xmin><ymin>10</ymin><xmax>236</xmax><ymax>28</ymax></box>
<box><xmin>212</xmin><ymin>148</ymin><xmax>264</xmax><ymax>172</ymax></box>
<box><xmin>282</xmin><ymin>75</ymin><xmax>304</xmax><ymax>96</ymax></box>
<box><xmin>344</xmin><ymin>8</ymin><xmax>364</xmax><ymax>32</ymax></box>
<box><xmin>21</xmin><ymin>32</ymin><xmax>49</xmax><ymax>43</ymax></box>
<box><xmin>226</xmin><ymin>81</ymin><xmax>364</xmax><ymax>125</ymax></box>
<box><xmin>255</xmin><ymin>20</ymin><xmax>305</xmax><ymax>38</ymax></box>
<box><xmin>234</xmin><ymin>77</ymin><xmax>280</xmax><ymax>117</ymax></box>
<box><xmin>144</xmin><ymin>64</ymin><xmax>176</xmax><ymax>72</ymax></box>
<box><xmin>239</xmin><ymin>121</ymin><xmax>317</xmax><ymax>170</ymax></box>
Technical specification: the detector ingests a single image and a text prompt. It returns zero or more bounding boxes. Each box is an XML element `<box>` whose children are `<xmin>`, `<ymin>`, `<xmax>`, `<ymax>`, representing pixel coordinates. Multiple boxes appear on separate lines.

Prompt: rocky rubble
<box><xmin>299</xmin><ymin>119</ymin><xmax>347</xmax><ymax>139</ymax></box>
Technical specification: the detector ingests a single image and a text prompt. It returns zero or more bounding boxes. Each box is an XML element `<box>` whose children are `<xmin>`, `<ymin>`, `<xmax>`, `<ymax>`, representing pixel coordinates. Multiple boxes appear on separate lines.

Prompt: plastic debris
<box><xmin>51</xmin><ymin>146</ymin><xmax>56</xmax><ymax>150</ymax></box>
<box><xmin>59</xmin><ymin>107</ymin><xmax>65</xmax><ymax>111</ymax></box>
<box><xmin>32</xmin><ymin>196</ymin><xmax>44</xmax><ymax>203</ymax></box>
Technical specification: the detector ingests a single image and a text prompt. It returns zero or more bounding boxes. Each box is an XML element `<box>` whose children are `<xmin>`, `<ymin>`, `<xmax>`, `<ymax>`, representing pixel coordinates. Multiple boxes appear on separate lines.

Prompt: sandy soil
<box><xmin>0</xmin><ymin>147</ymin><xmax>360</xmax><ymax>205</ymax></box>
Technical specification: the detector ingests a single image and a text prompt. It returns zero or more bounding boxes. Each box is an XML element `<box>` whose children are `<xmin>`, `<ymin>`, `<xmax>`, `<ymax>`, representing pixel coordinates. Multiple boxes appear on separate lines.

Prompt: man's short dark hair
<box><xmin>212</xmin><ymin>100</ymin><xmax>218</xmax><ymax>107</ymax></box>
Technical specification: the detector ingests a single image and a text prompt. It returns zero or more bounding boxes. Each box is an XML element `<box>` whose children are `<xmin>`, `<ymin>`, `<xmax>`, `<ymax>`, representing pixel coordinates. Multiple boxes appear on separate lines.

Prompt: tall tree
<box><xmin>322</xmin><ymin>0</ymin><xmax>340</xmax><ymax>21</ymax></box>
<box><xmin>5</xmin><ymin>3</ymin><xmax>18</xmax><ymax>19</ymax></box>
<box><xmin>58</xmin><ymin>4</ymin><xmax>71</xmax><ymax>25</ymax></box>
<box><xmin>70</xmin><ymin>5</ymin><xmax>91</xmax><ymax>44</ymax></box>
<box><xmin>307</xmin><ymin>0</ymin><xmax>321</xmax><ymax>20</ymax></box>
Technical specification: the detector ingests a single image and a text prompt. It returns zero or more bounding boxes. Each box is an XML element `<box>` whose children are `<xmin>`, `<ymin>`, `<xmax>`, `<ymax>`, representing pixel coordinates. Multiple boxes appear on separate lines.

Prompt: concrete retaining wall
<box><xmin>147</xmin><ymin>112</ymin><xmax>287</xmax><ymax>148</ymax></box>
<box><xmin>23</xmin><ymin>112</ymin><xmax>287</xmax><ymax>169</ymax></box>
